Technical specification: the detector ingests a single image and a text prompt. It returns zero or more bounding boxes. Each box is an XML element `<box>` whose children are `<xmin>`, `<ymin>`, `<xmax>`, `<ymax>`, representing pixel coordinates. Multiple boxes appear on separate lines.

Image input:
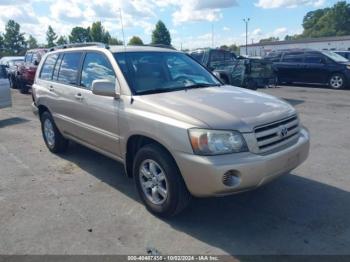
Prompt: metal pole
<box><xmin>243</xmin><ymin>18</ymin><xmax>250</xmax><ymax>56</ymax></box>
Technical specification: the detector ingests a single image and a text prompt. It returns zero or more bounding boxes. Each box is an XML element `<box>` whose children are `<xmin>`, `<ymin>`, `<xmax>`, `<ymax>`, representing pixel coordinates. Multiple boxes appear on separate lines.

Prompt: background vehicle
<box><xmin>16</xmin><ymin>49</ymin><xmax>47</xmax><ymax>94</ymax></box>
<box><xmin>335</xmin><ymin>51</ymin><xmax>350</xmax><ymax>60</ymax></box>
<box><xmin>32</xmin><ymin>45</ymin><xmax>309</xmax><ymax>217</ymax></box>
<box><xmin>266</xmin><ymin>49</ymin><xmax>350</xmax><ymax>89</ymax></box>
<box><xmin>0</xmin><ymin>65</ymin><xmax>11</xmax><ymax>109</ymax></box>
<box><xmin>189</xmin><ymin>48</ymin><xmax>237</xmax><ymax>83</ymax></box>
<box><xmin>4</xmin><ymin>57</ymin><xmax>25</xmax><ymax>89</ymax></box>
<box><xmin>225</xmin><ymin>57</ymin><xmax>276</xmax><ymax>90</ymax></box>
<box><xmin>189</xmin><ymin>49</ymin><xmax>274</xmax><ymax>89</ymax></box>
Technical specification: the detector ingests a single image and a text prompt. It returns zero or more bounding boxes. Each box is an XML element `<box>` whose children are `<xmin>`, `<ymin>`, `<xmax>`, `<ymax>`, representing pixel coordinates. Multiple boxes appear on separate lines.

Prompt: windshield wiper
<box><xmin>183</xmin><ymin>83</ymin><xmax>222</xmax><ymax>89</ymax></box>
<box><xmin>135</xmin><ymin>84</ymin><xmax>222</xmax><ymax>96</ymax></box>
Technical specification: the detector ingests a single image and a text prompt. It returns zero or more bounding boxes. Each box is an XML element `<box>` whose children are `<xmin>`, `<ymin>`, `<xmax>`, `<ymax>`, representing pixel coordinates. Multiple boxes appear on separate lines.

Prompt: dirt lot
<box><xmin>0</xmin><ymin>86</ymin><xmax>350</xmax><ymax>255</ymax></box>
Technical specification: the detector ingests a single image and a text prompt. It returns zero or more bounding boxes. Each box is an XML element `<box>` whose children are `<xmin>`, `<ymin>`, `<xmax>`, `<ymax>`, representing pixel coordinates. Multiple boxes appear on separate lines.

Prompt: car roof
<box><xmin>47</xmin><ymin>45</ymin><xmax>179</xmax><ymax>55</ymax></box>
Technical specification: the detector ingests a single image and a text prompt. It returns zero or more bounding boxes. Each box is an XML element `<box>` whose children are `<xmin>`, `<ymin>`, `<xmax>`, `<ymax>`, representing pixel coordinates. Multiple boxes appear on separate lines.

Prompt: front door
<box><xmin>302</xmin><ymin>53</ymin><xmax>329</xmax><ymax>84</ymax></box>
<box><xmin>71</xmin><ymin>51</ymin><xmax>120</xmax><ymax>157</ymax></box>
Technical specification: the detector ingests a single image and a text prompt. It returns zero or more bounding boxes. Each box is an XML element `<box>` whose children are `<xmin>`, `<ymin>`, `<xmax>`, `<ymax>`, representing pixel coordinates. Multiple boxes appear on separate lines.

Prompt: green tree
<box><xmin>69</xmin><ymin>26</ymin><xmax>91</xmax><ymax>43</ymax></box>
<box><xmin>128</xmin><ymin>36</ymin><xmax>144</xmax><ymax>45</ymax></box>
<box><xmin>108</xmin><ymin>37</ymin><xmax>123</xmax><ymax>45</ymax></box>
<box><xmin>3</xmin><ymin>20</ymin><xmax>26</xmax><ymax>55</ymax></box>
<box><xmin>56</xmin><ymin>36</ymin><xmax>68</xmax><ymax>45</ymax></box>
<box><xmin>27</xmin><ymin>35</ymin><xmax>38</xmax><ymax>49</ymax></box>
<box><xmin>259</xmin><ymin>37</ymin><xmax>279</xmax><ymax>43</ymax></box>
<box><xmin>90</xmin><ymin>21</ymin><xmax>105</xmax><ymax>42</ymax></box>
<box><xmin>90</xmin><ymin>21</ymin><xmax>111</xmax><ymax>44</ymax></box>
<box><xmin>301</xmin><ymin>1</ymin><xmax>350</xmax><ymax>38</ymax></box>
<box><xmin>46</xmin><ymin>26</ymin><xmax>58</xmax><ymax>48</ymax></box>
<box><xmin>151</xmin><ymin>20</ymin><xmax>171</xmax><ymax>46</ymax></box>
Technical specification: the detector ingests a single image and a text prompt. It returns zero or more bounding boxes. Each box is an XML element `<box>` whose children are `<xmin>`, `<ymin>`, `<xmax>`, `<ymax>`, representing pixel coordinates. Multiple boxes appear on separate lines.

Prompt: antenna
<box><xmin>119</xmin><ymin>8</ymin><xmax>126</xmax><ymax>51</ymax></box>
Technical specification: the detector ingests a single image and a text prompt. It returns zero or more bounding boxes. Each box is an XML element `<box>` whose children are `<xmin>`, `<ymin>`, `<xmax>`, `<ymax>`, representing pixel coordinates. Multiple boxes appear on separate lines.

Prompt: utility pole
<box><xmin>211</xmin><ymin>23</ymin><xmax>214</xmax><ymax>48</ymax></box>
<box><xmin>243</xmin><ymin>18</ymin><xmax>250</xmax><ymax>56</ymax></box>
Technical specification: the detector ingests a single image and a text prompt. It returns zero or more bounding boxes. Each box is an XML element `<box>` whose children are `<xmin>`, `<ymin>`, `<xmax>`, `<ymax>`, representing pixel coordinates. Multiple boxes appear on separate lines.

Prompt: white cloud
<box><xmin>255</xmin><ymin>0</ymin><xmax>326</xmax><ymax>9</ymax></box>
<box><xmin>154</xmin><ymin>0</ymin><xmax>238</xmax><ymax>24</ymax></box>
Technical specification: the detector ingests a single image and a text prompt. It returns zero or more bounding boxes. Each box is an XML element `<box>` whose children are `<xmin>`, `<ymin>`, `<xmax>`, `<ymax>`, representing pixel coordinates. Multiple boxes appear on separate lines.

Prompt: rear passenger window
<box><xmin>80</xmin><ymin>52</ymin><xmax>115</xmax><ymax>90</ymax></box>
<box><xmin>57</xmin><ymin>52</ymin><xmax>82</xmax><ymax>85</ymax></box>
<box><xmin>282</xmin><ymin>52</ymin><xmax>304</xmax><ymax>63</ymax></box>
<box><xmin>40</xmin><ymin>54</ymin><xmax>58</xmax><ymax>80</ymax></box>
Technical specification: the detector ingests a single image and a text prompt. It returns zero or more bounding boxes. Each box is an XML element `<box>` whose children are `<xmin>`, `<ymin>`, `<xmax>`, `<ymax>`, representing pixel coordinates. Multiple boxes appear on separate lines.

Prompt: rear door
<box><xmin>46</xmin><ymin>52</ymin><xmax>84</xmax><ymax>135</ymax></box>
<box><xmin>71</xmin><ymin>51</ymin><xmax>120</xmax><ymax>156</ymax></box>
<box><xmin>0</xmin><ymin>67</ymin><xmax>11</xmax><ymax>109</ymax></box>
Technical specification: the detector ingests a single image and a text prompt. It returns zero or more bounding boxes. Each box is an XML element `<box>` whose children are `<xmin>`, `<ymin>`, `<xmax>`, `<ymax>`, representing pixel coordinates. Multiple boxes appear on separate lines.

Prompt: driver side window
<box><xmin>80</xmin><ymin>52</ymin><xmax>116</xmax><ymax>90</ymax></box>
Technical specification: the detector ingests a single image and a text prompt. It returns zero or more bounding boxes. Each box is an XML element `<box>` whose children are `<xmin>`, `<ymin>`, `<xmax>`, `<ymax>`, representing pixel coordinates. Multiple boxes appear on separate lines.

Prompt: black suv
<box><xmin>266</xmin><ymin>49</ymin><xmax>350</xmax><ymax>89</ymax></box>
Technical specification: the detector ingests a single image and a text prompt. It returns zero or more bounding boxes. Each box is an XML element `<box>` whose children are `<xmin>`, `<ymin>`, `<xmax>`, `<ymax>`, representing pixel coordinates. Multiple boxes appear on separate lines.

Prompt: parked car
<box><xmin>16</xmin><ymin>49</ymin><xmax>47</xmax><ymax>94</ymax></box>
<box><xmin>189</xmin><ymin>48</ymin><xmax>236</xmax><ymax>82</ymax></box>
<box><xmin>5</xmin><ymin>57</ymin><xmax>25</xmax><ymax>89</ymax></box>
<box><xmin>32</xmin><ymin>45</ymin><xmax>310</xmax><ymax>217</ymax></box>
<box><xmin>0</xmin><ymin>56</ymin><xmax>24</xmax><ymax>67</ymax></box>
<box><xmin>0</xmin><ymin>65</ymin><xmax>11</xmax><ymax>109</ymax></box>
<box><xmin>335</xmin><ymin>51</ymin><xmax>350</xmax><ymax>60</ymax></box>
<box><xmin>266</xmin><ymin>49</ymin><xmax>350</xmax><ymax>89</ymax></box>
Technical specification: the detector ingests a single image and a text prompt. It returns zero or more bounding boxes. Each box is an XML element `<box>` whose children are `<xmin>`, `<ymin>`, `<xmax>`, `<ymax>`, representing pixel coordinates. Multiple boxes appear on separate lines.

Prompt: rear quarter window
<box><xmin>39</xmin><ymin>54</ymin><xmax>59</xmax><ymax>80</ymax></box>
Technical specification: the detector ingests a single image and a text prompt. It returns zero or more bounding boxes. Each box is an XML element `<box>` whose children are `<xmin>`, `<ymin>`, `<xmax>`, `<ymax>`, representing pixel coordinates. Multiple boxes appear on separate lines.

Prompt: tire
<box><xmin>329</xmin><ymin>73</ymin><xmax>346</xmax><ymax>90</ymax></box>
<box><xmin>19</xmin><ymin>80</ymin><xmax>29</xmax><ymax>94</ymax></box>
<box><xmin>9</xmin><ymin>76</ymin><xmax>16</xmax><ymax>89</ymax></box>
<box><xmin>133</xmin><ymin>144</ymin><xmax>191</xmax><ymax>217</ymax></box>
<box><xmin>40</xmin><ymin>111</ymin><xmax>68</xmax><ymax>153</ymax></box>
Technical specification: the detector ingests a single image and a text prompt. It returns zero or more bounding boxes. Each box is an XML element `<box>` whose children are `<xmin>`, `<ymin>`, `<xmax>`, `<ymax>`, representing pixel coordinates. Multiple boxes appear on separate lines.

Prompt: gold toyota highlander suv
<box><xmin>32</xmin><ymin>44</ymin><xmax>310</xmax><ymax>217</ymax></box>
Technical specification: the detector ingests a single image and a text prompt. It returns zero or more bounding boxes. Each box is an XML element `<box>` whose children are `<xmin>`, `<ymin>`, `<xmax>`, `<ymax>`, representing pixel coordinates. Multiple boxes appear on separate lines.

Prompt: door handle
<box><xmin>75</xmin><ymin>93</ymin><xmax>83</xmax><ymax>100</ymax></box>
<box><xmin>49</xmin><ymin>85</ymin><xmax>54</xmax><ymax>92</ymax></box>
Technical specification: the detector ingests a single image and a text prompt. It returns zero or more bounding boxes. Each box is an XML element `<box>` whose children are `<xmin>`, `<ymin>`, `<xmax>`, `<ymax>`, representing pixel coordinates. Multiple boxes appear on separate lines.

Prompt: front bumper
<box><xmin>174</xmin><ymin>128</ymin><xmax>310</xmax><ymax>197</ymax></box>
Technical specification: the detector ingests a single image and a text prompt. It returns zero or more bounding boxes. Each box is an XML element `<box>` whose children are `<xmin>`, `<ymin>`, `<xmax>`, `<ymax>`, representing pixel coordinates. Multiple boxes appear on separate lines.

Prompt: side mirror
<box><xmin>92</xmin><ymin>79</ymin><xmax>120</xmax><ymax>98</ymax></box>
<box><xmin>33</xmin><ymin>60</ymin><xmax>39</xmax><ymax>66</ymax></box>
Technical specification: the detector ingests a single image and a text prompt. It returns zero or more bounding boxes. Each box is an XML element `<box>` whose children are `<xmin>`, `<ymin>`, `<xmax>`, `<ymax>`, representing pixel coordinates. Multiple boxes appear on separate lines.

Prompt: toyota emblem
<box><xmin>279</xmin><ymin>126</ymin><xmax>289</xmax><ymax>138</ymax></box>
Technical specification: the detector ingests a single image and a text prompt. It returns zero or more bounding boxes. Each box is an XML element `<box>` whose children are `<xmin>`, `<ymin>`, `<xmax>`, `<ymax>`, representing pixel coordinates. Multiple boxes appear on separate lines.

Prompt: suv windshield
<box><xmin>114</xmin><ymin>52</ymin><xmax>221</xmax><ymax>95</ymax></box>
<box><xmin>322</xmin><ymin>51</ymin><xmax>349</xmax><ymax>63</ymax></box>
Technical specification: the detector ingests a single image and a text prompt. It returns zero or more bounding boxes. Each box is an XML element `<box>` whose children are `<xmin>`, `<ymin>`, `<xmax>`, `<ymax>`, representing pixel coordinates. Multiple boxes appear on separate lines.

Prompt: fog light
<box><xmin>222</xmin><ymin>171</ymin><xmax>241</xmax><ymax>187</ymax></box>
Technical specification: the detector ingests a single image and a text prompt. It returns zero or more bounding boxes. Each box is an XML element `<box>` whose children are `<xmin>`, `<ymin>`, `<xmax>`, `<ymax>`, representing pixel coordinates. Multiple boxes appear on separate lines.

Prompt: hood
<box><xmin>134</xmin><ymin>86</ymin><xmax>296</xmax><ymax>132</ymax></box>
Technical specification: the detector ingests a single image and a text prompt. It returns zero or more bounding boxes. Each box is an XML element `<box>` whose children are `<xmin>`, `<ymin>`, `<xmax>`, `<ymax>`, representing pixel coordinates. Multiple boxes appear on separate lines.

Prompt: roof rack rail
<box><xmin>142</xmin><ymin>44</ymin><xmax>177</xmax><ymax>50</ymax></box>
<box><xmin>49</xmin><ymin>42</ymin><xmax>109</xmax><ymax>52</ymax></box>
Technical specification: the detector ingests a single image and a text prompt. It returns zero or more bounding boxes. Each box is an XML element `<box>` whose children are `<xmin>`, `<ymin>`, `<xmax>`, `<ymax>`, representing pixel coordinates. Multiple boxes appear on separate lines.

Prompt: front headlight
<box><xmin>188</xmin><ymin>129</ymin><xmax>248</xmax><ymax>155</ymax></box>
<box><xmin>347</xmin><ymin>65</ymin><xmax>350</xmax><ymax>70</ymax></box>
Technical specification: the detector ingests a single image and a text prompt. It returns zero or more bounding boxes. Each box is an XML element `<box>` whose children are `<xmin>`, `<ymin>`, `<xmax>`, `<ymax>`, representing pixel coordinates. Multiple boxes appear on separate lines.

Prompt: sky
<box><xmin>0</xmin><ymin>0</ymin><xmax>344</xmax><ymax>50</ymax></box>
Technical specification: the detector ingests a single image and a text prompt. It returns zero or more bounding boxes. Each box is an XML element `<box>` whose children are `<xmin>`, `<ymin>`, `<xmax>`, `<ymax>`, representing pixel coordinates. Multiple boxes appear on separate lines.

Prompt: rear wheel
<box><xmin>133</xmin><ymin>144</ymin><xmax>191</xmax><ymax>217</ymax></box>
<box><xmin>40</xmin><ymin>111</ymin><xmax>68</xmax><ymax>153</ymax></box>
<box><xmin>329</xmin><ymin>73</ymin><xmax>346</xmax><ymax>89</ymax></box>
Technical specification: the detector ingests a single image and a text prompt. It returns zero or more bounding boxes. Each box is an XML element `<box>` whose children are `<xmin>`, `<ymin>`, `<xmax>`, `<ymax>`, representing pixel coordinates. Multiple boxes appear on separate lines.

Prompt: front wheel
<box><xmin>133</xmin><ymin>144</ymin><xmax>191</xmax><ymax>217</ymax></box>
<box><xmin>329</xmin><ymin>73</ymin><xmax>346</xmax><ymax>89</ymax></box>
<box><xmin>40</xmin><ymin>111</ymin><xmax>68</xmax><ymax>153</ymax></box>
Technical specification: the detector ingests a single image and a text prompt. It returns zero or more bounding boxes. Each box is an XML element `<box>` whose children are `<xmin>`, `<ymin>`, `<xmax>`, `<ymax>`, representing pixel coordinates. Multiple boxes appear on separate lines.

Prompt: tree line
<box><xmin>260</xmin><ymin>1</ymin><xmax>350</xmax><ymax>43</ymax></box>
<box><xmin>0</xmin><ymin>20</ymin><xmax>171</xmax><ymax>56</ymax></box>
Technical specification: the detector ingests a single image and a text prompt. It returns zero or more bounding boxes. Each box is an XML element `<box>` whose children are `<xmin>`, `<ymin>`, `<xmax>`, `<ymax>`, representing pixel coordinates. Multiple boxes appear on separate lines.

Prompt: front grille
<box><xmin>254</xmin><ymin>115</ymin><xmax>300</xmax><ymax>153</ymax></box>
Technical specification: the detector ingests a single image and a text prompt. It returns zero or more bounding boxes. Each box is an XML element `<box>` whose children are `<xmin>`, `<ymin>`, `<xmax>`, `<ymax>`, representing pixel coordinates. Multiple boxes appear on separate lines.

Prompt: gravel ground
<box><xmin>0</xmin><ymin>85</ymin><xmax>349</xmax><ymax>255</ymax></box>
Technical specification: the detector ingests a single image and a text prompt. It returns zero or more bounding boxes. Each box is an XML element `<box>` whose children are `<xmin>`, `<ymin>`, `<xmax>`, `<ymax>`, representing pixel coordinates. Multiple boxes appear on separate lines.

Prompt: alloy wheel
<box><xmin>139</xmin><ymin>159</ymin><xmax>168</xmax><ymax>205</ymax></box>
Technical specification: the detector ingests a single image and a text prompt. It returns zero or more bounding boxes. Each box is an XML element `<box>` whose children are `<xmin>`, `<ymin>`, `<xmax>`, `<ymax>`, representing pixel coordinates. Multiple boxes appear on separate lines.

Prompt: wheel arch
<box><xmin>125</xmin><ymin>135</ymin><xmax>179</xmax><ymax>178</ymax></box>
